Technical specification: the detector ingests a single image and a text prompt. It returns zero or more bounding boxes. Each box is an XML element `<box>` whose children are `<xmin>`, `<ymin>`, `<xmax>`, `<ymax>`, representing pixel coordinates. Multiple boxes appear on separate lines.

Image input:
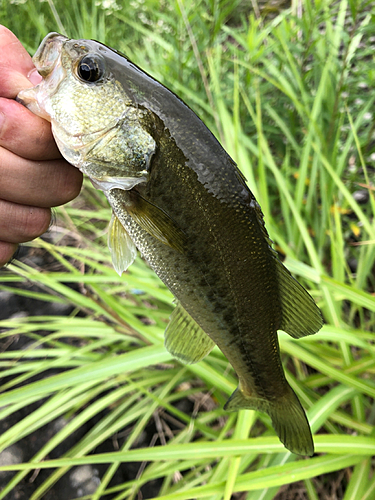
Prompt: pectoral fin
<box><xmin>165</xmin><ymin>301</ymin><xmax>215</xmax><ymax>364</ymax></box>
<box><xmin>108</xmin><ymin>214</ymin><xmax>137</xmax><ymax>275</ymax></box>
<box><xmin>125</xmin><ymin>191</ymin><xmax>187</xmax><ymax>253</ymax></box>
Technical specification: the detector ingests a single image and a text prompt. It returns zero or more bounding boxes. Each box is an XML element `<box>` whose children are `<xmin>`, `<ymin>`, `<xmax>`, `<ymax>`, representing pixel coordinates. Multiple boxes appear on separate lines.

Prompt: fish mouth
<box><xmin>17</xmin><ymin>33</ymin><xmax>68</xmax><ymax>121</ymax></box>
<box><xmin>32</xmin><ymin>32</ymin><xmax>68</xmax><ymax>77</ymax></box>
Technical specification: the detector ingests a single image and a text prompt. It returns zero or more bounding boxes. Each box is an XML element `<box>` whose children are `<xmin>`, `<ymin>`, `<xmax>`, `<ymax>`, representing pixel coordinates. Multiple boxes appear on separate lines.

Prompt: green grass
<box><xmin>1</xmin><ymin>0</ymin><xmax>375</xmax><ymax>498</ymax></box>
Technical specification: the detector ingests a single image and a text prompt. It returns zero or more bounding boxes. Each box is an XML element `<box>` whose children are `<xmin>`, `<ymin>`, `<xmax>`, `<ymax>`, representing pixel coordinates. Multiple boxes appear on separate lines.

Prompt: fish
<box><xmin>17</xmin><ymin>33</ymin><xmax>323</xmax><ymax>456</ymax></box>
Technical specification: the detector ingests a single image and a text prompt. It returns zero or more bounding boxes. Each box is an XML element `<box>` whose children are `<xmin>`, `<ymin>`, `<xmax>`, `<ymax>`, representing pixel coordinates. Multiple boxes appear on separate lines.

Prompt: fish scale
<box><xmin>17</xmin><ymin>32</ymin><xmax>323</xmax><ymax>456</ymax></box>
<box><xmin>111</xmin><ymin>149</ymin><xmax>286</xmax><ymax>401</ymax></box>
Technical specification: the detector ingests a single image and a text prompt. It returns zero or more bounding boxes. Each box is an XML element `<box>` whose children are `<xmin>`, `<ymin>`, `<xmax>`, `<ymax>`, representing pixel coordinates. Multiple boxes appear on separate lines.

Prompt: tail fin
<box><xmin>224</xmin><ymin>387</ymin><xmax>314</xmax><ymax>456</ymax></box>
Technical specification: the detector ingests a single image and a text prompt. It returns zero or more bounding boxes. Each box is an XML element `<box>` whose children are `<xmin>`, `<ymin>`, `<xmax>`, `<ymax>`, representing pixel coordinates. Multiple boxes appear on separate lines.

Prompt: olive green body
<box><xmin>107</xmin><ymin>117</ymin><xmax>286</xmax><ymax>403</ymax></box>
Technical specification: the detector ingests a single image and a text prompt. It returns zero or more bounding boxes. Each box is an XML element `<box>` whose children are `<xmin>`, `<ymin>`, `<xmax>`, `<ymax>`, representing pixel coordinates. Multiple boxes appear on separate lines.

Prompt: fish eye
<box><xmin>76</xmin><ymin>54</ymin><xmax>105</xmax><ymax>83</ymax></box>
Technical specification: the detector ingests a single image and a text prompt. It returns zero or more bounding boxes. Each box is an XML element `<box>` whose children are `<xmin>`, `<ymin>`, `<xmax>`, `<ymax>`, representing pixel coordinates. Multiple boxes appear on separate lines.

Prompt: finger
<box><xmin>0</xmin><ymin>98</ymin><xmax>61</xmax><ymax>160</ymax></box>
<box><xmin>0</xmin><ymin>241</ymin><xmax>18</xmax><ymax>268</ymax></box>
<box><xmin>0</xmin><ymin>199</ymin><xmax>51</xmax><ymax>244</ymax></box>
<box><xmin>0</xmin><ymin>147</ymin><xmax>82</xmax><ymax>207</ymax></box>
<box><xmin>0</xmin><ymin>26</ymin><xmax>37</xmax><ymax>98</ymax></box>
<box><xmin>0</xmin><ymin>27</ymin><xmax>35</xmax><ymax>75</ymax></box>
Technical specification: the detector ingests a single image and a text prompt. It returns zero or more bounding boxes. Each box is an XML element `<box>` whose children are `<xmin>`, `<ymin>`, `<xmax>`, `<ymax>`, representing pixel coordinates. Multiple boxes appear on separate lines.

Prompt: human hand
<box><xmin>0</xmin><ymin>26</ymin><xmax>83</xmax><ymax>267</ymax></box>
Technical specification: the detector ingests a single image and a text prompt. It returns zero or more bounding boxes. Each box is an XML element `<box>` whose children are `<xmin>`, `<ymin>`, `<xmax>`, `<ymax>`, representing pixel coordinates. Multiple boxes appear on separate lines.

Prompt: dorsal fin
<box><xmin>275</xmin><ymin>259</ymin><xmax>323</xmax><ymax>338</ymax></box>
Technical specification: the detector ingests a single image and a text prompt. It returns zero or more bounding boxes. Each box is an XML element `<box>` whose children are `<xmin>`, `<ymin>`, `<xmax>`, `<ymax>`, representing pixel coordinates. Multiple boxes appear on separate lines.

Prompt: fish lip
<box><xmin>17</xmin><ymin>33</ymin><xmax>68</xmax><ymax>121</ymax></box>
<box><xmin>32</xmin><ymin>32</ymin><xmax>68</xmax><ymax>77</ymax></box>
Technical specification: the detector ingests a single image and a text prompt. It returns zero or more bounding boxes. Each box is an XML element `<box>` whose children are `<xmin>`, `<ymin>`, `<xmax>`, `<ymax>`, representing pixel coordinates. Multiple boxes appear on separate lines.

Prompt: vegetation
<box><xmin>0</xmin><ymin>0</ymin><xmax>375</xmax><ymax>498</ymax></box>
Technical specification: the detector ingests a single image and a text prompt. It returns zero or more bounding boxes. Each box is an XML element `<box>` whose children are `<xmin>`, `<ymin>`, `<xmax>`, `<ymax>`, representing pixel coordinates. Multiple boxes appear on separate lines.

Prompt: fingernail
<box><xmin>28</xmin><ymin>68</ymin><xmax>42</xmax><ymax>85</ymax></box>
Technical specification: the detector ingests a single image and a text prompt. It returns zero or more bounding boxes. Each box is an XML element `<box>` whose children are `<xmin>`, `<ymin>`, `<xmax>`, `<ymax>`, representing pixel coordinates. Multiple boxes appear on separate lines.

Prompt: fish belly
<box><xmin>107</xmin><ymin>183</ymin><xmax>286</xmax><ymax>399</ymax></box>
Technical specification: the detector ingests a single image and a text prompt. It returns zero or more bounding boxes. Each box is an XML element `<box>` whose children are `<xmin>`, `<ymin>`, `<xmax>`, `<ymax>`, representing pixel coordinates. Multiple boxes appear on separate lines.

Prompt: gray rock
<box><xmin>353</xmin><ymin>189</ymin><xmax>369</xmax><ymax>204</ymax></box>
<box><xmin>0</xmin><ymin>445</ymin><xmax>23</xmax><ymax>480</ymax></box>
<box><xmin>70</xmin><ymin>465</ymin><xmax>101</xmax><ymax>497</ymax></box>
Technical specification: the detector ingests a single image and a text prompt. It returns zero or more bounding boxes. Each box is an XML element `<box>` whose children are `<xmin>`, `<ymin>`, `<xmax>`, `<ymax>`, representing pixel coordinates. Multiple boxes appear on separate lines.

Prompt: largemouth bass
<box><xmin>18</xmin><ymin>33</ymin><xmax>323</xmax><ymax>456</ymax></box>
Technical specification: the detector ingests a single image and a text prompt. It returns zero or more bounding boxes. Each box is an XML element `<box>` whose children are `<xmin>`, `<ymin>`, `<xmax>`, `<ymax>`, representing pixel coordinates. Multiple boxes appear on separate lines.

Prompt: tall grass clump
<box><xmin>1</xmin><ymin>0</ymin><xmax>375</xmax><ymax>499</ymax></box>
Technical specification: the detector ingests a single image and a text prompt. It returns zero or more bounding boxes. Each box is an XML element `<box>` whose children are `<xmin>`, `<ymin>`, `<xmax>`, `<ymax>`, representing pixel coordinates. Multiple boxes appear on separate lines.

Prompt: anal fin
<box><xmin>165</xmin><ymin>301</ymin><xmax>215</xmax><ymax>364</ymax></box>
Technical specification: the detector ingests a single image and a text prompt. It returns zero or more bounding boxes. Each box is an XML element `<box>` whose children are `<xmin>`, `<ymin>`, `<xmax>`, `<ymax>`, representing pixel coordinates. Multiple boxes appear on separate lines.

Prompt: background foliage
<box><xmin>1</xmin><ymin>0</ymin><xmax>375</xmax><ymax>498</ymax></box>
